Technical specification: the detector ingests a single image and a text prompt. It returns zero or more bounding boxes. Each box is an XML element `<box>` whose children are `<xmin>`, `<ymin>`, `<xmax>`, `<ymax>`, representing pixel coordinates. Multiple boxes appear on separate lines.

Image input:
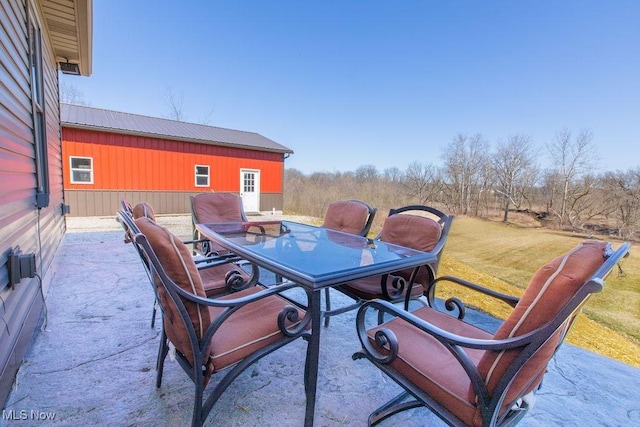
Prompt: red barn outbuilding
<box><xmin>61</xmin><ymin>104</ymin><xmax>293</xmax><ymax>216</ymax></box>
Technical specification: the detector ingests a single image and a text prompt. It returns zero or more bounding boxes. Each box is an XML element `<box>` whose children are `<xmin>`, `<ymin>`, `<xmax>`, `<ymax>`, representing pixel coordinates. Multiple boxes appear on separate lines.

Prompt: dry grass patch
<box><xmin>441</xmin><ymin>217</ymin><xmax>640</xmax><ymax>367</ymax></box>
<box><xmin>438</xmin><ymin>255</ymin><xmax>640</xmax><ymax>367</ymax></box>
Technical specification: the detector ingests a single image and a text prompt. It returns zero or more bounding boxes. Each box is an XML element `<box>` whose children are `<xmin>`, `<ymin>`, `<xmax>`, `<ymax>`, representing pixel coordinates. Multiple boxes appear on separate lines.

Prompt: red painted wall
<box><xmin>62</xmin><ymin>128</ymin><xmax>285</xmax><ymax>192</ymax></box>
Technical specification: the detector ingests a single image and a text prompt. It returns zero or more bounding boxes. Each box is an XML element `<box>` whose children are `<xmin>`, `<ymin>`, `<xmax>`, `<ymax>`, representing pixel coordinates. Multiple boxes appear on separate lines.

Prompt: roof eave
<box><xmin>42</xmin><ymin>0</ymin><xmax>93</xmax><ymax>76</ymax></box>
<box><xmin>62</xmin><ymin>122</ymin><xmax>294</xmax><ymax>155</ymax></box>
<box><xmin>76</xmin><ymin>0</ymin><xmax>93</xmax><ymax>76</ymax></box>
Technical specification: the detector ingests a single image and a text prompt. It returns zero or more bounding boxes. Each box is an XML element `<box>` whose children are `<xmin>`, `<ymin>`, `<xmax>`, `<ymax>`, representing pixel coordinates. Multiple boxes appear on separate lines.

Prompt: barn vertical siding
<box><xmin>62</xmin><ymin>128</ymin><xmax>287</xmax><ymax>215</ymax></box>
<box><xmin>0</xmin><ymin>0</ymin><xmax>66</xmax><ymax>406</ymax></box>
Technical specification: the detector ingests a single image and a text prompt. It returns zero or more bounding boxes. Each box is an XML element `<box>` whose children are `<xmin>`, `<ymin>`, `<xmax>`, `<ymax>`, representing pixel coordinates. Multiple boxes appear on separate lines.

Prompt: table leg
<box><xmin>304</xmin><ymin>289</ymin><xmax>322</xmax><ymax>426</ymax></box>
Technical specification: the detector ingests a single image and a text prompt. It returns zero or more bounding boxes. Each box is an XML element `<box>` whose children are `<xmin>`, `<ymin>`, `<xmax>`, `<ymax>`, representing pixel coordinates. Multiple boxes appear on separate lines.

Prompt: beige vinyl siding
<box><xmin>0</xmin><ymin>0</ymin><xmax>66</xmax><ymax>406</ymax></box>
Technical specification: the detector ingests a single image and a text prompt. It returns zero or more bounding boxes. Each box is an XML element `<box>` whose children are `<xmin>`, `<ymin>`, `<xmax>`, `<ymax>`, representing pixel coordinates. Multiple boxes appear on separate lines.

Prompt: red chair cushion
<box><xmin>368</xmin><ymin>306</ymin><xmax>491</xmax><ymax>425</ymax></box>
<box><xmin>475</xmin><ymin>240</ymin><xmax>607</xmax><ymax>416</ymax></box>
<box><xmin>135</xmin><ymin>217</ymin><xmax>211</xmax><ymax>366</ymax></box>
<box><xmin>380</xmin><ymin>213</ymin><xmax>442</xmax><ymax>287</ymax></box>
<box><xmin>379</xmin><ymin>214</ymin><xmax>441</xmax><ymax>252</ymax></box>
<box><xmin>193</xmin><ymin>193</ymin><xmax>244</xmax><ymax>223</ymax></box>
<box><xmin>322</xmin><ymin>200</ymin><xmax>371</xmax><ymax>235</ymax></box>
<box><xmin>206</xmin><ymin>287</ymin><xmax>305</xmax><ymax>371</ymax></box>
<box><xmin>132</xmin><ymin>202</ymin><xmax>156</xmax><ymax>221</ymax></box>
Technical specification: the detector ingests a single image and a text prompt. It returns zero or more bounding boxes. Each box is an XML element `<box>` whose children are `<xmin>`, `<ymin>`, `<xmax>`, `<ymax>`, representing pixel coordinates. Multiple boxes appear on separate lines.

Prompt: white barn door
<box><xmin>240</xmin><ymin>169</ymin><xmax>260</xmax><ymax>213</ymax></box>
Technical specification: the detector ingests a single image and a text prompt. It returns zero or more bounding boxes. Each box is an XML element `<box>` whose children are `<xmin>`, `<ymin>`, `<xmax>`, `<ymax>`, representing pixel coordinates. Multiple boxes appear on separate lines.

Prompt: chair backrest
<box><xmin>132</xmin><ymin>201</ymin><xmax>157</xmax><ymax>221</ymax></box>
<box><xmin>134</xmin><ymin>217</ymin><xmax>211</xmax><ymax>366</ymax></box>
<box><xmin>379</xmin><ymin>205</ymin><xmax>453</xmax><ymax>285</ymax></box>
<box><xmin>118</xmin><ymin>209</ymin><xmax>154</xmax><ymax>281</ymax></box>
<box><xmin>476</xmin><ymin>240</ymin><xmax>625</xmax><ymax>420</ymax></box>
<box><xmin>121</xmin><ymin>198</ymin><xmax>133</xmax><ymax>214</ymax></box>
<box><xmin>191</xmin><ymin>192</ymin><xmax>248</xmax><ymax>224</ymax></box>
<box><xmin>118</xmin><ymin>208</ymin><xmax>140</xmax><ymax>244</ymax></box>
<box><xmin>321</xmin><ymin>200</ymin><xmax>377</xmax><ymax>236</ymax></box>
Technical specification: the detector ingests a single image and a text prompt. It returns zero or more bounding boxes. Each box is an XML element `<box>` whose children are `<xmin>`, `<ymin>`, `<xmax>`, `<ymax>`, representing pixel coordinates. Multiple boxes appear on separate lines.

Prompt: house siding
<box><xmin>0</xmin><ymin>0</ymin><xmax>66</xmax><ymax>406</ymax></box>
<box><xmin>61</xmin><ymin>128</ymin><xmax>287</xmax><ymax>215</ymax></box>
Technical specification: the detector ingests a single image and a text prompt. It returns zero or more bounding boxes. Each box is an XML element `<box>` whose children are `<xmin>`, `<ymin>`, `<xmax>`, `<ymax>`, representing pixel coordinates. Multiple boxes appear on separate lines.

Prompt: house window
<box><xmin>195</xmin><ymin>165</ymin><xmax>210</xmax><ymax>187</ymax></box>
<box><xmin>70</xmin><ymin>157</ymin><xmax>93</xmax><ymax>184</ymax></box>
<box><xmin>28</xmin><ymin>10</ymin><xmax>49</xmax><ymax>207</ymax></box>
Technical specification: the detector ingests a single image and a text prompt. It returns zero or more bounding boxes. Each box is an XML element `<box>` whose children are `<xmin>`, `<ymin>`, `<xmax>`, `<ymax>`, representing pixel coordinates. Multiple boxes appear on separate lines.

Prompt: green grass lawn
<box><xmin>443</xmin><ymin>216</ymin><xmax>640</xmax><ymax>345</ymax></box>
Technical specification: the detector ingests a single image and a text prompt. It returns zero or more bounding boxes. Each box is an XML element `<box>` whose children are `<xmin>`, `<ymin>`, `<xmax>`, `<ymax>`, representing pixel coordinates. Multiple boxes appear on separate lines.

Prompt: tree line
<box><xmin>284</xmin><ymin>129</ymin><xmax>640</xmax><ymax>241</ymax></box>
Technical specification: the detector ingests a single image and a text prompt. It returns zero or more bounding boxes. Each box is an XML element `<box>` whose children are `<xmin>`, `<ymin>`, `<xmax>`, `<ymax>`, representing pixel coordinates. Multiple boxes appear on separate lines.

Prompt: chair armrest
<box><xmin>354</xmin><ymin>299</ymin><xmax>542</xmax><ymax>407</ymax></box>
<box><xmin>192</xmin><ymin>254</ymin><xmax>260</xmax><ymax>291</ymax></box>
<box><xmin>423</xmin><ymin>275</ymin><xmax>520</xmax><ymax>320</ymax></box>
<box><xmin>175</xmin><ymin>280</ymin><xmax>300</xmax><ymax>308</ymax></box>
<box><xmin>173</xmin><ymin>281</ymin><xmax>311</xmax><ymax>340</ymax></box>
<box><xmin>357</xmin><ymin>299</ymin><xmax>535</xmax><ymax>354</ymax></box>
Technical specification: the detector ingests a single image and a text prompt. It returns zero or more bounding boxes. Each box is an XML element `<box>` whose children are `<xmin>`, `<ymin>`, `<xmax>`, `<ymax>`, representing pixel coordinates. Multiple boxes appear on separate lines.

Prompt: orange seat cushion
<box><xmin>380</xmin><ymin>213</ymin><xmax>443</xmax><ymax>292</ymax></box>
<box><xmin>368</xmin><ymin>306</ymin><xmax>491</xmax><ymax>425</ymax></box>
<box><xmin>474</xmin><ymin>240</ymin><xmax>608</xmax><ymax>422</ymax></box>
<box><xmin>322</xmin><ymin>200</ymin><xmax>371</xmax><ymax>235</ymax></box>
<box><xmin>135</xmin><ymin>217</ymin><xmax>211</xmax><ymax>366</ymax></box>
<box><xmin>193</xmin><ymin>193</ymin><xmax>244</xmax><ymax>223</ymax></box>
<box><xmin>206</xmin><ymin>287</ymin><xmax>305</xmax><ymax>371</ymax></box>
<box><xmin>132</xmin><ymin>202</ymin><xmax>156</xmax><ymax>221</ymax></box>
<box><xmin>379</xmin><ymin>213</ymin><xmax>441</xmax><ymax>252</ymax></box>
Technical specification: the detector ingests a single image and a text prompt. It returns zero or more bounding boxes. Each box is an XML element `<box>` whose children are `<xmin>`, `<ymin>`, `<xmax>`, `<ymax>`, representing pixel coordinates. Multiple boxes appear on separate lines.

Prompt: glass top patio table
<box><xmin>195</xmin><ymin>219</ymin><xmax>436</xmax><ymax>426</ymax></box>
<box><xmin>196</xmin><ymin>220</ymin><xmax>436</xmax><ymax>289</ymax></box>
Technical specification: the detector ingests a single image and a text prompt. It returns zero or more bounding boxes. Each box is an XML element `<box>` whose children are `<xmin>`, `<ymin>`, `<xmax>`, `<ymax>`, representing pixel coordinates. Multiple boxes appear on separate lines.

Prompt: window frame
<box><xmin>28</xmin><ymin>8</ymin><xmax>50</xmax><ymax>207</ymax></box>
<box><xmin>69</xmin><ymin>156</ymin><xmax>94</xmax><ymax>184</ymax></box>
<box><xmin>195</xmin><ymin>165</ymin><xmax>210</xmax><ymax>187</ymax></box>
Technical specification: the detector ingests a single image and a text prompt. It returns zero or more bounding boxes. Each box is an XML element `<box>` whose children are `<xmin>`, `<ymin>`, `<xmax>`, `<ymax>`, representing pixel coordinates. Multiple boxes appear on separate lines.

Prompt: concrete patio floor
<box><xmin>2</xmin><ymin>216</ymin><xmax>640</xmax><ymax>426</ymax></box>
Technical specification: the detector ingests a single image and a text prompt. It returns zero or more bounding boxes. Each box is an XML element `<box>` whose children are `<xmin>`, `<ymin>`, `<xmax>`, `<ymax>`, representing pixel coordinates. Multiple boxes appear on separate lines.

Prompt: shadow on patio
<box><xmin>3</xmin><ymin>218</ymin><xmax>640</xmax><ymax>426</ymax></box>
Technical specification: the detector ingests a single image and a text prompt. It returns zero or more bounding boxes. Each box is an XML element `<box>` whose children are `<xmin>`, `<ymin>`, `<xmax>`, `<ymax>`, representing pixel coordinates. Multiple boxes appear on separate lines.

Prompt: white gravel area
<box><xmin>66</xmin><ymin>213</ymin><xmax>321</xmax><ymax>240</ymax></box>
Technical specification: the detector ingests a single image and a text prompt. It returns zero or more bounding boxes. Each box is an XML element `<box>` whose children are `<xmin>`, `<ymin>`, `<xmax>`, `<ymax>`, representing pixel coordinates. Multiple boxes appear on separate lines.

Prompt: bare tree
<box><xmin>491</xmin><ymin>134</ymin><xmax>536</xmax><ymax>222</ymax></box>
<box><xmin>165</xmin><ymin>87</ymin><xmax>186</xmax><ymax>121</ymax></box>
<box><xmin>565</xmin><ymin>174</ymin><xmax>604</xmax><ymax>229</ymax></box>
<box><xmin>383</xmin><ymin>167</ymin><xmax>402</xmax><ymax>182</ymax></box>
<box><xmin>441</xmin><ymin>133</ymin><xmax>490</xmax><ymax>214</ymax></box>
<box><xmin>199</xmin><ymin>106</ymin><xmax>216</xmax><ymax>125</ymax></box>
<box><xmin>401</xmin><ymin>161</ymin><xmax>441</xmax><ymax>205</ymax></box>
<box><xmin>600</xmin><ymin>169</ymin><xmax>640</xmax><ymax>239</ymax></box>
<box><xmin>546</xmin><ymin>128</ymin><xmax>598</xmax><ymax>227</ymax></box>
<box><xmin>59</xmin><ymin>80</ymin><xmax>86</xmax><ymax>105</ymax></box>
<box><xmin>355</xmin><ymin>164</ymin><xmax>379</xmax><ymax>183</ymax></box>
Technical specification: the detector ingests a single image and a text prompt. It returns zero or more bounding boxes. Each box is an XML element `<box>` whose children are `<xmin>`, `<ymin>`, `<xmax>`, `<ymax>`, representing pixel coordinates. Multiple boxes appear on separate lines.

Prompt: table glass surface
<box><xmin>198</xmin><ymin>220</ymin><xmax>435</xmax><ymax>288</ymax></box>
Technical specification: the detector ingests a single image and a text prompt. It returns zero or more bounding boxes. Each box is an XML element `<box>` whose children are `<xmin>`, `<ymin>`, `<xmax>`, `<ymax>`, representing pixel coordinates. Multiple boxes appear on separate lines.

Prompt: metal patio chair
<box><xmin>131</xmin><ymin>216</ymin><xmax>311</xmax><ymax>427</ymax></box>
<box><xmin>190</xmin><ymin>192</ymin><xmax>249</xmax><ymax>256</ymax></box>
<box><xmin>319</xmin><ymin>199</ymin><xmax>377</xmax><ymax>326</ymax></box>
<box><xmin>121</xmin><ymin>197</ymin><xmax>133</xmax><ymax>214</ymax></box>
<box><xmin>323</xmin><ymin>205</ymin><xmax>453</xmax><ymax>326</ymax></box>
<box><xmin>129</xmin><ymin>201</ymin><xmax>213</xmax><ymax>260</ymax></box>
<box><xmin>118</xmin><ymin>203</ymin><xmax>259</xmax><ymax>328</ymax></box>
<box><xmin>353</xmin><ymin>240</ymin><xmax>630</xmax><ymax>426</ymax></box>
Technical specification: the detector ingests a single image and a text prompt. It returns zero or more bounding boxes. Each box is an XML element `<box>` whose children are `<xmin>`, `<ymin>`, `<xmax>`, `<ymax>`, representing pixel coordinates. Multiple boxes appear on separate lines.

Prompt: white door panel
<box><xmin>240</xmin><ymin>169</ymin><xmax>260</xmax><ymax>213</ymax></box>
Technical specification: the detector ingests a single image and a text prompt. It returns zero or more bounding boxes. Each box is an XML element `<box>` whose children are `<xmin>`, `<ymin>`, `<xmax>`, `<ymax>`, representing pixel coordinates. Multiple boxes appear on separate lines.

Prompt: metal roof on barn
<box><xmin>61</xmin><ymin>104</ymin><xmax>293</xmax><ymax>154</ymax></box>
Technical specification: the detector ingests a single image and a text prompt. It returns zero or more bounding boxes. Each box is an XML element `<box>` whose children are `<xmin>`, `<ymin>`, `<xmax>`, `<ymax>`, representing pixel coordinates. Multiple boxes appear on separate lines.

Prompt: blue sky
<box><xmin>64</xmin><ymin>1</ymin><xmax>640</xmax><ymax>175</ymax></box>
